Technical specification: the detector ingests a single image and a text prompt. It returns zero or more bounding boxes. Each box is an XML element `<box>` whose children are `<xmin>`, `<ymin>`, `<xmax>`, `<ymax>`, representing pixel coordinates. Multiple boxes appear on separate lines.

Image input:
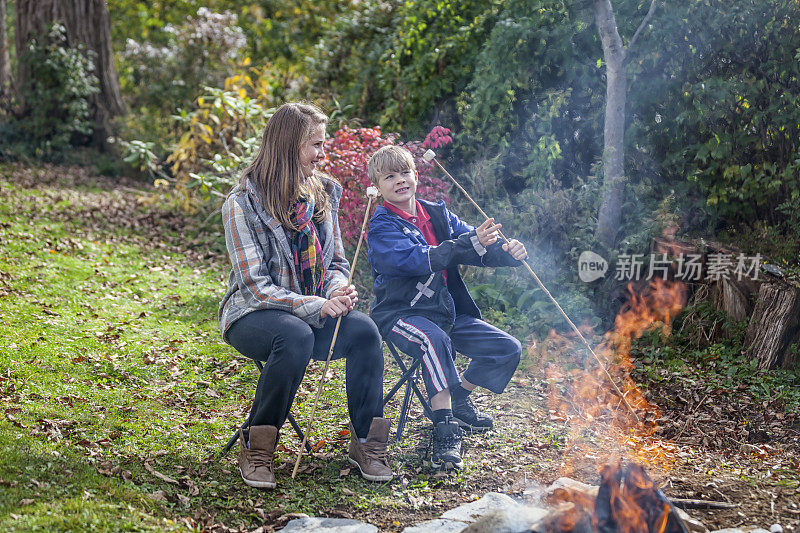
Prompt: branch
<box><xmin>624</xmin><ymin>0</ymin><xmax>658</xmax><ymax>63</ymax></box>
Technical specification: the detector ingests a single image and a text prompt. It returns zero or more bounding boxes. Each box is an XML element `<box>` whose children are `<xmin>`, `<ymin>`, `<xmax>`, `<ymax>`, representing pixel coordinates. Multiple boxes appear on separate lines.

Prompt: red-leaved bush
<box><xmin>321</xmin><ymin>125</ymin><xmax>452</xmax><ymax>246</ymax></box>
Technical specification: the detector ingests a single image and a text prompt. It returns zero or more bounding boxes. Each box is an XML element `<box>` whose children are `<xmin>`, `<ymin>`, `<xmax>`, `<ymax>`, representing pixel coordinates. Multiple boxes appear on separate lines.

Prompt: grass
<box><xmin>0</xmin><ymin>165</ymin><xmax>417</xmax><ymax>531</ymax></box>
<box><xmin>2</xmin><ymin>163</ymin><xmax>798</xmax><ymax>532</ymax></box>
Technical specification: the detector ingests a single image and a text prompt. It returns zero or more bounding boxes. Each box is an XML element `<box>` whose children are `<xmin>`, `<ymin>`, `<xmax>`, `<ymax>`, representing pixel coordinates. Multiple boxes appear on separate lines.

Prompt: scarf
<box><xmin>289</xmin><ymin>195</ymin><xmax>325</xmax><ymax>296</ymax></box>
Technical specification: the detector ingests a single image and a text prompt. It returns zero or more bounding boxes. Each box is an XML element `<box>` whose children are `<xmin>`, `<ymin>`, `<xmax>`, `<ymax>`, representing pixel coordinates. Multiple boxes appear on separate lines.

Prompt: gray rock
<box><xmin>770</xmin><ymin>525</ymin><xmax>783</xmax><ymax>533</ymax></box>
<box><xmin>281</xmin><ymin>517</ymin><xmax>378</xmax><ymax>533</ymax></box>
<box><xmin>463</xmin><ymin>507</ymin><xmax>550</xmax><ymax>533</ymax></box>
<box><xmin>709</xmin><ymin>529</ymin><xmax>746</xmax><ymax>533</ymax></box>
<box><xmin>441</xmin><ymin>492</ymin><xmax>522</xmax><ymax>523</ymax></box>
<box><xmin>401</xmin><ymin>518</ymin><xmax>467</xmax><ymax>533</ymax></box>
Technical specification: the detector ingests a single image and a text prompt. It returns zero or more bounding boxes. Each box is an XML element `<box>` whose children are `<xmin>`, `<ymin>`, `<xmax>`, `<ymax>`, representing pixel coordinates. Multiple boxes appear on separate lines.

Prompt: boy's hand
<box><xmin>502</xmin><ymin>239</ymin><xmax>528</xmax><ymax>261</ymax></box>
<box><xmin>477</xmin><ymin>218</ymin><xmax>502</xmax><ymax>247</ymax></box>
<box><xmin>321</xmin><ymin>295</ymin><xmax>353</xmax><ymax>318</ymax></box>
<box><xmin>330</xmin><ymin>284</ymin><xmax>358</xmax><ymax>308</ymax></box>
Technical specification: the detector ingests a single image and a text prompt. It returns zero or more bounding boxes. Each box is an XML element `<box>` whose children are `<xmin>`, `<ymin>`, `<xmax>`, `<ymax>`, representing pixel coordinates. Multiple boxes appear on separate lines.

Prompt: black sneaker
<box><xmin>430</xmin><ymin>418</ymin><xmax>463</xmax><ymax>471</ymax></box>
<box><xmin>451</xmin><ymin>395</ymin><xmax>494</xmax><ymax>432</ymax></box>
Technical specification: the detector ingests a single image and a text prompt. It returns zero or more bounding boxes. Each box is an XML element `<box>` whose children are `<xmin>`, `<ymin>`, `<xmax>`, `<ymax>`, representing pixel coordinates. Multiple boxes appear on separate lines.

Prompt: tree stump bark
<box><xmin>744</xmin><ymin>282</ymin><xmax>800</xmax><ymax>370</ymax></box>
<box><xmin>709</xmin><ymin>276</ymin><xmax>758</xmax><ymax>323</ymax></box>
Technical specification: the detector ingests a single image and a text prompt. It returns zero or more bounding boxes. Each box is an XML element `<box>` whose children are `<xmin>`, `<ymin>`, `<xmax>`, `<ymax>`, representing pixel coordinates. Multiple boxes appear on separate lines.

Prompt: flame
<box><xmin>541</xmin><ymin>461</ymin><xmax>685</xmax><ymax>533</ymax></box>
<box><xmin>530</xmin><ymin>277</ymin><xmax>687</xmax><ymax>471</ymax></box>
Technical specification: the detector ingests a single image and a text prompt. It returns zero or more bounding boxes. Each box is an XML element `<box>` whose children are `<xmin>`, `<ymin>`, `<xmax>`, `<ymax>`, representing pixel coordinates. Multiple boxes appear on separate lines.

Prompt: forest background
<box><xmin>1</xmin><ymin>0</ymin><xmax>799</xmax><ymax>531</ymax></box>
<box><xmin>4</xmin><ymin>0</ymin><xmax>800</xmax><ymax>334</ymax></box>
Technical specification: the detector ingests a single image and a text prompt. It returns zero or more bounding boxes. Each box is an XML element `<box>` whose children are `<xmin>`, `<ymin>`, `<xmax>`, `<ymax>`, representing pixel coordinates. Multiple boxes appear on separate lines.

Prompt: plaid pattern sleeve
<box><xmin>322</xmin><ymin>185</ymin><xmax>350</xmax><ymax>298</ymax></box>
<box><xmin>222</xmin><ymin>194</ymin><xmax>326</xmax><ymax>327</ymax></box>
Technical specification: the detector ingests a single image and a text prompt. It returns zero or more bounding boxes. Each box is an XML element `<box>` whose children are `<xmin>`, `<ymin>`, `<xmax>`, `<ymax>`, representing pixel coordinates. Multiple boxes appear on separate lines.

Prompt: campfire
<box><xmin>541</xmin><ymin>461</ymin><xmax>689</xmax><ymax>533</ymax></box>
<box><xmin>518</xmin><ymin>279</ymin><xmax>692</xmax><ymax>532</ymax></box>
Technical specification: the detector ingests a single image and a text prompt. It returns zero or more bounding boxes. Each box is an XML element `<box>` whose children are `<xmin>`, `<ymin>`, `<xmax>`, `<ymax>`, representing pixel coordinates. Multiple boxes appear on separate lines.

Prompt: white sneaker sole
<box><xmin>239</xmin><ymin>467</ymin><xmax>276</xmax><ymax>489</ymax></box>
<box><xmin>430</xmin><ymin>457</ymin><xmax>463</xmax><ymax>471</ymax></box>
<box><xmin>348</xmin><ymin>457</ymin><xmax>393</xmax><ymax>482</ymax></box>
<box><xmin>451</xmin><ymin>416</ymin><xmax>492</xmax><ymax>433</ymax></box>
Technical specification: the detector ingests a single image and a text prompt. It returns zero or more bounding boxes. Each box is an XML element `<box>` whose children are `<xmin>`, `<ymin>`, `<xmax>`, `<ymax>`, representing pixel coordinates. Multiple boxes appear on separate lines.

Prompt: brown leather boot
<box><xmin>238</xmin><ymin>425</ymin><xmax>277</xmax><ymax>489</ymax></box>
<box><xmin>348</xmin><ymin>417</ymin><xmax>393</xmax><ymax>482</ymax></box>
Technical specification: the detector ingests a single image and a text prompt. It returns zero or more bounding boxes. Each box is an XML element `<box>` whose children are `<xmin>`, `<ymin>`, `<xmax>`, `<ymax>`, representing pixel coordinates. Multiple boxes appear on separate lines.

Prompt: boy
<box><xmin>366</xmin><ymin>145</ymin><xmax>527</xmax><ymax>471</ymax></box>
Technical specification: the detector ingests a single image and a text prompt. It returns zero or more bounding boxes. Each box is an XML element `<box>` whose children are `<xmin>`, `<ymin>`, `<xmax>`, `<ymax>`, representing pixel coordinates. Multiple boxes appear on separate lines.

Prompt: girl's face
<box><xmin>299</xmin><ymin>123</ymin><xmax>326</xmax><ymax>178</ymax></box>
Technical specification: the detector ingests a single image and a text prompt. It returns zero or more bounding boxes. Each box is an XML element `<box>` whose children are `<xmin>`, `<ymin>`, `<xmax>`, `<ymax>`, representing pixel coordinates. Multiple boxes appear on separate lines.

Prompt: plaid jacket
<box><xmin>218</xmin><ymin>176</ymin><xmax>350</xmax><ymax>339</ymax></box>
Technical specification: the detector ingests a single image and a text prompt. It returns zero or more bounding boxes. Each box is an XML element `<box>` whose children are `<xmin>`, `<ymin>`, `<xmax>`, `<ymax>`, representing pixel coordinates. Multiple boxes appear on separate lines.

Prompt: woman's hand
<box><xmin>476</xmin><ymin>218</ymin><xmax>502</xmax><ymax>247</ymax></box>
<box><xmin>320</xmin><ymin>294</ymin><xmax>354</xmax><ymax>318</ymax></box>
<box><xmin>330</xmin><ymin>284</ymin><xmax>358</xmax><ymax>308</ymax></box>
<box><xmin>502</xmin><ymin>239</ymin><xmax>528</xmax><ymax>261</ymax></box>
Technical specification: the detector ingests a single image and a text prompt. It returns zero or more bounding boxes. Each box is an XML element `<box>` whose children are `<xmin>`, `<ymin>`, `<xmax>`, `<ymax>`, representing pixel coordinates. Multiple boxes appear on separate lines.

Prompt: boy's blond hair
<box><xmin>367</xmin><ymin>145</ymin><xmax>416</xmax><ymax>184</ymax></box>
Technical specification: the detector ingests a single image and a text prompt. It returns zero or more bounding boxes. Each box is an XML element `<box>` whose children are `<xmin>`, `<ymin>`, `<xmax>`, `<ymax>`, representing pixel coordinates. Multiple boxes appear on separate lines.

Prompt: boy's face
<box><xmin>375</xmin><ymin>167</ymin><xmax>418</xmax><ymax>209</ymax></box>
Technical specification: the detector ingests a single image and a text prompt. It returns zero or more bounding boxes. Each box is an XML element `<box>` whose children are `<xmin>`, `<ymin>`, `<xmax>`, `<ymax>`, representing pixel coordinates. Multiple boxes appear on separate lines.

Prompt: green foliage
<box><xmin>166</xmin><ymin>68</ymin><xmax>277</xmax><ymax>208</ymax></box>
<box><xmin>8</xmin><ymin>24</ymin><xmax>99</xmax><ymax>158</ymax></box>
<box><xmin>628</xmin><ymin>0</ymin><xmax>800</xmax><ymax>248</ymax></box>
<box><xmin>313</xmin><ymin>0</ymin><xmax>505</xmax><ymax>134</ymax></box>
<box><xmin>632</xmin><ymin>302</ymin><xmax>800</xmax><ymax>411</ymax></box>
<box><xmin>109</xmin><ymin>1</ymin><xmax>350</xmax><ymax>147</ymax></box>
<box><xmin>115</xmin><ymin>7</ymin><xmax>249</xmax><ymax>146</ymax></box>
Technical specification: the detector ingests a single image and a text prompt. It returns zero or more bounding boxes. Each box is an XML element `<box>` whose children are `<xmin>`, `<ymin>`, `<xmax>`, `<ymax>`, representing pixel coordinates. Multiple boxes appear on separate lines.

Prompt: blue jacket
<box><xmin>367</xmin><ymin>199</ymin><xmax>521</xmax><ymax>337</ymax></box>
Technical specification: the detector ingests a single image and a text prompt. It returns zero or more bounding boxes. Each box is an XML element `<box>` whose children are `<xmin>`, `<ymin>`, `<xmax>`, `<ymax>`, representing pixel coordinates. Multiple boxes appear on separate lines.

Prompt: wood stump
<box><xmin>709</xmin><ymin>277</ymin><xmax>758</xmax><ymax>323</ymax></box>
<box><xmin>744</xmin><ymin>281</ymin><xmax>800</xmax><ymax>370</ymax></box>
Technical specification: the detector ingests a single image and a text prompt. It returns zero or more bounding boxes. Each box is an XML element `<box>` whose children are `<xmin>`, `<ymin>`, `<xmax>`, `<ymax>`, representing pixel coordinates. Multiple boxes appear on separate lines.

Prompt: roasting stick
<box><xmin>423</xmin><ymin>150</ymin><xmax>640</xmax><ymax>424</ymax></box>
<box><xmin>291</xmin><ymin>186</ymin><xmax>380</xmax><ymax>478</ymax></box>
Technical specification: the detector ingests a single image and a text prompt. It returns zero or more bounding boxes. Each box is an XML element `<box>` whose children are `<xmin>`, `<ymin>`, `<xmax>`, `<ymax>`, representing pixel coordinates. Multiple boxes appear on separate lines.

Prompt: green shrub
<box><xmin>12</xmin><ymin>23</ymin><xmax>99</xmax><ymax>157</ymax></box>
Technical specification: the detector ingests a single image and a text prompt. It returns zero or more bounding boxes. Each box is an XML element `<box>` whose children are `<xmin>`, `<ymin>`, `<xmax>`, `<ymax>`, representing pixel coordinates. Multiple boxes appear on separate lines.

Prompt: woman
<box><xmin>219</xmin><ymin>102</ymin><xmax>391</xmax><ymax>488</ymax></box>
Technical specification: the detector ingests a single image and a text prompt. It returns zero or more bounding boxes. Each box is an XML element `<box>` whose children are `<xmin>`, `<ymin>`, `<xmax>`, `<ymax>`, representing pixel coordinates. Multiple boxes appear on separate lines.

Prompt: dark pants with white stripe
<box><xmin>226</xmin><ymin>309</ymin><xmax>384</xmax><ymax>439</ymax></box>
<box><xmin>386</xmin><ymin>314</ymin><xmax>521</xmax><ymax>399</ymax></box>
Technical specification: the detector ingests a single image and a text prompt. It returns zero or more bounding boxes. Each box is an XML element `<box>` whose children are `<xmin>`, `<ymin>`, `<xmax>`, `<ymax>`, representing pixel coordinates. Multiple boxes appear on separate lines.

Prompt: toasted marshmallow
<box><xmin>422</xmin><ymin>149</ymin><xmax>436</xmax><ymax>162</ymax></box>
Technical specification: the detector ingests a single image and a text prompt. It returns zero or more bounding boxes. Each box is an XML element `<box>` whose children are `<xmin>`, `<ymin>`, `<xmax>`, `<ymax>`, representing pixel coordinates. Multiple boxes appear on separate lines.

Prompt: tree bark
<box><xmin>0</xmin><ymin>0</ymin><xmax>11</xmax><ymax>101</ymax></box>
<box><xmin>593</xmin><ymin>0</ymin><xmax>657</xmax><ymax>248</ymax></box>
<box><xmin>593</xmin><ymin>0</ymin><xmax>627</xmax><ymax>248</ymax></box>
<box><xmin>15</xmin><ymin>0</ymin><xmax>124</xmax><ymax>142</ymax></box>
<box><xmin>709</xmin><ymin>276</ymin><xmax>758</xmax><ymax>323</ymax></box>
<box><xmin>744</xmin><ymin>282</ymin><xmax>800</xmax><ymax>370</ymax></box>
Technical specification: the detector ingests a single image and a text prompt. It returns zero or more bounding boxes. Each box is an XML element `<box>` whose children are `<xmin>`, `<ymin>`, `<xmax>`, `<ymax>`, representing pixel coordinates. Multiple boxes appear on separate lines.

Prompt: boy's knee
<box><xmin>503</xmin><ymin>335</ymin><xmax>522</xmax><ymax>357</ymax></box>
<box><xmin>504</xmin><ymin>336</ymin><xmax>522</xmax><ymax>368</ymax></box>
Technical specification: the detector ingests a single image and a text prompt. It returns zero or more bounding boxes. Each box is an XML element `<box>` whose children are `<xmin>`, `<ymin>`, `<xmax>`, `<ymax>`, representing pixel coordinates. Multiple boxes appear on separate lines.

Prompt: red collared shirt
<box><xmin>384</xmin><ymin>200</ymin><xmax>447</xmax><ymax>281</ymax></box>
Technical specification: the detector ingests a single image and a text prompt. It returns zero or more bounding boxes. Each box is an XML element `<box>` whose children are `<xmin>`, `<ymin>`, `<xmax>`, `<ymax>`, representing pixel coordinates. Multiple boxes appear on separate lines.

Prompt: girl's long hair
<box><xmin>242</xmin><ymin>102</ymin><xmax>330</xmax><ymax>229</ymax></box>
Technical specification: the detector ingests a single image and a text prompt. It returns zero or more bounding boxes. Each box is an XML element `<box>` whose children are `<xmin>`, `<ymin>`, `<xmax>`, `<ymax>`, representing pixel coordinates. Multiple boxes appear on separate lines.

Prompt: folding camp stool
<box><xmin>381</xmin><ymin>340</ymin><xmax>434</xmax><ymax>441</ymax></box>
<box><xmin>223</xmin><ymin>359</ymin><xmax>312</xmax><ymax>455</ymax></box>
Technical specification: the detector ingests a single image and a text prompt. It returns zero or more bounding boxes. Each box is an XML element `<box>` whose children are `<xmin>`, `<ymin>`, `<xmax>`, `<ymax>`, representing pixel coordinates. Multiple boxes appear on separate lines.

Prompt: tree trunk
<box><xmin>744</xmin><ymin>282</ymin><xmax>800</xmax><ymax>370</ymax></box>
<box><xmin>593</xmin><ymin>0</ymin><xmax>627</xmax><ymax>248</ymax></box>
<box><xmin>0</xmin><ymin>0</ymin><xmax>11</xmax><ymax>101</ymax></box>
<box><xmin>15</xmin><ymin>0</ymin><xmax>124</xmax><ymax>142</ymax></box>
<box><xmin>593</xmin><ymin>0</ymin><xmax>657</xmax><ymax>248</ymax></box>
